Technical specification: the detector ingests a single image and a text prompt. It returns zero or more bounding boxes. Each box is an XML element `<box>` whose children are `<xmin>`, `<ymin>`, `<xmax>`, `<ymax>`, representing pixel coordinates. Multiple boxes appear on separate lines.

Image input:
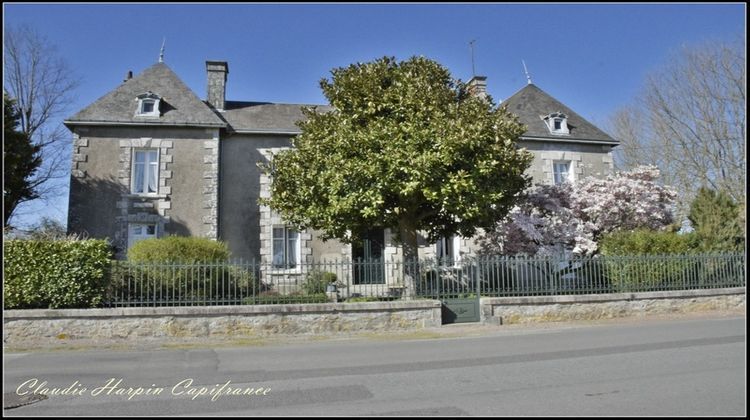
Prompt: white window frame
<box><xmin>131</xmin><ymin>148</ymin><xmax>160</xmax><ymax>195</ymax></box>
<box><xmin>135</xmin><ymin>92</ymin><xmax>161</xmax><ymax>118</ymax></box>
<box><xmin>553</xmin><ymin>160</ymin><xmax>573</xmax><ymax>185</ymax></box>
<box><xmin>436</xmin><ymin>235</ymin><xmax>461</xmax><ymax>267</ymax></box>
<box><xmin>544</xmin><ymin>112</ymin><xmax>570</xmax><ymax>135</ymax></box>
<box><xmin>127</xmin><ymin>223</ymin><xmax>158</xmax><ymax>249</ymax></box>
<box><xmin>272</xmin><ymin>226</ymin><xmax>300</xmax><ymax>270</ymax></box>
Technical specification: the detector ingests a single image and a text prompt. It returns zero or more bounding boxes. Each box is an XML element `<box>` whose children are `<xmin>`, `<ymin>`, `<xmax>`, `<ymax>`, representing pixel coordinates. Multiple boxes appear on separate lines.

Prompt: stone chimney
<box><xmin>206</xmin><ymin>61</ymin><xmax>229</xmax><ymax>111</ymax></box>
<box><xmin>467</xmin><ymin>75</ymin><xmax>488</xmax><ymax>100</ymax></box>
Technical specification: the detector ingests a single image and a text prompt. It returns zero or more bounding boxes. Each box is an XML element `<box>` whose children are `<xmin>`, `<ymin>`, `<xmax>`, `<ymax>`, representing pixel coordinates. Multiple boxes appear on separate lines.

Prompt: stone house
<box><xmin>65</xmin><ymin>59</ymin><xmax>617</xmax><ymax>286</ymax></box>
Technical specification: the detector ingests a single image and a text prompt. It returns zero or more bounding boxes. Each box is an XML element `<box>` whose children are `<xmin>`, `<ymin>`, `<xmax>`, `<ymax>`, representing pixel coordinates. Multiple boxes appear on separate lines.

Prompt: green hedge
<box><xmin>109</xmin><ymin>263</ymin><xmax>259</xmax><ymax>305</ymax></box>
<box><xmin>599</xmin><ymin>229</ymin><xmax>700</xmax><ymax>256</ymax></box>
<box><xmin>110</xmin><ymin>236</ymin><xmax>259</xmax><ymax>305</ymax></box>
<box><xmin>242</xmin><ymin>292</ymin><xmax>329</xmax><ymax>305</ymax></box>
<box><xmin>599</xmin><ymin>230</ymin><xmax>701</xmax><ymax>292</ymax></box>
<box><xmin>4</xmin><ymin>239</ymin><xmax>113</xmax><ymax>309</ymax></box>
<box><xmin>127</xmin><ymin>236</ymin><xmax>230</xmax><ymax>263</ymax></box>
<box><xmin>301</xmin><ymin>270</ymin><xmax>339</xmax><ymax>295</ymax></box>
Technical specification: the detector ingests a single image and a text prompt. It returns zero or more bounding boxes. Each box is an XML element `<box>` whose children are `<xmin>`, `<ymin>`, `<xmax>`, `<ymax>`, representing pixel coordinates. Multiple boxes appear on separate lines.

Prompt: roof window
<box><xmin>135</xmin><ymin>92</ymin><xmax>161</xmax><ymax>117</ymax></box>
<box><xmin>543</xmin><ymin>112</ymin><xmax>569</xmax><ymax>135</ymax></box>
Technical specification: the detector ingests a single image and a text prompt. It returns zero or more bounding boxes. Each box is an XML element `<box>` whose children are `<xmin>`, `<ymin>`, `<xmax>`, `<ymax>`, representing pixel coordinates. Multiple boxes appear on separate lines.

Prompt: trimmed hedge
<box><xmin>4</xmin><ymin>239</ymin><xmax>113</xmax><ymax>309</ymax></box>
<box><xmin>599</xmin><ymin>230</ymin><xmax>701</xmax><ymax>292</ymax></box>
<box><xmin>242</xmin><ymin>292</ymin><xmax>329</xmax><ymax>305</ymax></box>
<box><xmin>112</xmin><ymin>236</ymin><xmax>259</xmax><ymax>305</ymax></box>
<box><xmin>599</xmin><ymin>229</ymin><xmax>700</xmax><ymax>256</ymax></box>
<box><xmin>127</xmin><ymin>236</ymin><xmax>230</xmax><ymax>263</ymax></box>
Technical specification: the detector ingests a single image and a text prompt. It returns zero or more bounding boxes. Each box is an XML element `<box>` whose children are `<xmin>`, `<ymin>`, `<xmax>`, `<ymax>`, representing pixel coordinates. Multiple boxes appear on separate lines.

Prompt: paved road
<box><xmin>3</xmin><ymin>316</ymin><xmax>746</xmax><ymax>416</ymax></box>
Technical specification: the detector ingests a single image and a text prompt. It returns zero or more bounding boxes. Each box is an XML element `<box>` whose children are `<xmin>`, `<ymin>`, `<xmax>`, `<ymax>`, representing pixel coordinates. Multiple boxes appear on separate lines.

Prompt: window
<box><xmin>544</xmin><ymin>112</ymin><xmax>569</xmax><ymax>135</ymax></box>
<box><xmin>272</xmin><ymin>227</ymin><xmax>299</xmax><ymax>269</ymax></box>
<box><xmin>132</xmin><ymin>149</ymin><xmax>159</xmax><ymax>194</ymax></box>
<box><xmin>352</xmin><ymin>228</ymin><xmax>385</xmax><ymax>284</ymax></box>
<box><xmin>140</xmin><ymin>100</ymin><xmax>155</xmax><ymax>114</ymax></box>
<box><xmin>436</xmin><ymin>235</ymin><xmax>460</xmax><ymax>266</ymax></box>
<box><xmin>553</xmin><ymin>161</ymin><xmax>571</xmax><ymax>185</ymax></box>
<box><xmin>135</xmin><ymin>92</ymin><xmax>161</xmax><ymax>117</ymax></box>
<box><xmin>128</xmin><ymin>223</ymin><xmax>157</xmax><ymax>249</ymax></box>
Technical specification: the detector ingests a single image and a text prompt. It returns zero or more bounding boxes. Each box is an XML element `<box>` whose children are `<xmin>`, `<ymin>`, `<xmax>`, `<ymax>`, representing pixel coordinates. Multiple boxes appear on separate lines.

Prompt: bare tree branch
<box><xmin>3</xmin><ymin>24</ymin><xmax>80</xmax><ymax>224</ymax></box>
<box><xmin>607</xmin><ymin>36</ymin><xmax>745</xmax><ymax>217</ymax></box>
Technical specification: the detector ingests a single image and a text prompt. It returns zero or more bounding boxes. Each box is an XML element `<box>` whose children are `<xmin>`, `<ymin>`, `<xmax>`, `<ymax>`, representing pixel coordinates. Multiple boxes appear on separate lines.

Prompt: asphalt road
<box><xmin>3</xmin><ymin>315</ymin><xmax>746</xmax><ymax>416</ymax></box>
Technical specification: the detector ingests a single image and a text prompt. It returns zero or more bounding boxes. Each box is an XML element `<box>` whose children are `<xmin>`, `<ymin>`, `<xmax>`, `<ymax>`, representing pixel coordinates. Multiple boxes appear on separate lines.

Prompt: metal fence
<box><xmin>104</xmin><ymin>253</ymin><xmax>746</xmax><ymax>307</ymax></box>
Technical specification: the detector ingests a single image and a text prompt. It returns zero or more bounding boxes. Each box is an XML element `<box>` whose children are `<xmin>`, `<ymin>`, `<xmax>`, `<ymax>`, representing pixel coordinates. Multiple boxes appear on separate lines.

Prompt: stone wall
<box><xmin>3</xmin><ymin>301</ymin><xmax>442</xmax><ymax>347</ymax></box>
<box><xmin>481</xmin><ymin>288</ymin><xmax>746</xmax><ymax>325</ymax></box>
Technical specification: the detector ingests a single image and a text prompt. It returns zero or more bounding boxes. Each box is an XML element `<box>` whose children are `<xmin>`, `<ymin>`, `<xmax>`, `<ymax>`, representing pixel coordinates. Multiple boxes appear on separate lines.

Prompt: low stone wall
<box><xmin>481</xmin><ymin>287</ymin><xmax>746</xmax><ymax>325</ymax></box>
<box><xmin>3</xmin><ymin>300</ymin><xmax>442</xmax><ymax>347</ymax></box>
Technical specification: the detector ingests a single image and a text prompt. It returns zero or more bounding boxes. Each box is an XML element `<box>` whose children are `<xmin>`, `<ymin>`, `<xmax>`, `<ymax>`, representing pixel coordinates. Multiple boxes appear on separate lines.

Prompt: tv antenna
<box><xmin>522</xmin><ymin>59</ymin><xmax>532</xmax><ymax>85</ymax></box>
<box><xmin>469</xmin><ymin>39</ymin><xmax>477</xmax><ymax>77</ymax></box>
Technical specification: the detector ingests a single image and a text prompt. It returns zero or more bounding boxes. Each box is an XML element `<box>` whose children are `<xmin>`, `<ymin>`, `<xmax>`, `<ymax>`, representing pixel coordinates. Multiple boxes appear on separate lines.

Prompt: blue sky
<box><xmin>3</xmin><ymin>3</ymin><xmax>745</xmax><ymax>229</ymax></box>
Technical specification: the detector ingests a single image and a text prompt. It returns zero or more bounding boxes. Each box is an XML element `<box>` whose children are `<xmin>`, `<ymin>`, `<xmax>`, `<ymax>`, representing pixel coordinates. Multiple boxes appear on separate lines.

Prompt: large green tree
<box><xmin>688</xmin><ymin>187</ymin><xmax>745</xmax><ymax>252</ymax></box>
<box><xmin>4</xmin><ymin>93</ymin><xmax>42</xmax><ymax>225</ymax></box>
<box><xmin>264</xmin><ymin>56</ymin><xmax>533</xmax><ymax>293</ymax></box>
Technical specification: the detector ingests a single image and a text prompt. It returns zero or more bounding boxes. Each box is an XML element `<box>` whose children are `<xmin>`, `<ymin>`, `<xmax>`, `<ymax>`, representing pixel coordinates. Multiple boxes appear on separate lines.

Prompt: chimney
<box><xmin>467</xmin><ymin>75</ymin><xmax>488</xmax><ymax>100</ymax></box>
<box><xmin>206</xmin><ymin>61</ymin><xmax>229</xmax><ymax>111</ymax></box>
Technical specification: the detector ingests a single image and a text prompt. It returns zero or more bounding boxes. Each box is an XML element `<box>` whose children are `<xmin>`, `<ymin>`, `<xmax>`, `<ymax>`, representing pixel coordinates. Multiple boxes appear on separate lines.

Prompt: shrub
<box><xmin>127</xmin><ymin>236</ymin><xmax>230</xmax><ymax>263</ymax></box>
<box><xmin>301</xmin><ymin>270</ymin><xmax>340</xmax><ymax>295</ymax></box>
<box><xmin>599</xmin><ymin>230</ymin><xmax>701</xmax><ymax>292</ymax></box>
<box><xmin>242</xmin><ymin>291</ymin><xmax>328</xmax><ymax>305</ymax></box>
<box><xmin>345</xmin><ymin>296</ymin><xmax>400</xmax><ymax>303</ymax></box>
<box><xmin>108</xmin><ymin>263</ymin><xmax>260</xmax><ymax>306</ymax></box>
<box><xmin>4</xmin><ymin>239</ymin><xmax>113</xmax><ymax>309</ymax></box>
<box><xmin>112</xmin><ymin>236</ymin><xmax>259</xmax><ymax>305</ymax></box>
<box><xmin>599</xmin><ymin>229</ymin><xmax>700</xmax><ymax>256</ymax></box>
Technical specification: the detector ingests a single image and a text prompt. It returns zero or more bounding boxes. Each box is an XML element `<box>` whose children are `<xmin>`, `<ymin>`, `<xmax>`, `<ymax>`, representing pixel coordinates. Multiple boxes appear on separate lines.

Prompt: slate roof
<box><xmin>222</xmin><ymin>101</ymin><xmax>332</xmax><ymax>133</ymax></box>
<box><xmin>502</xmin><ymin>84</ymin><xmax>617</xmax><ymax>144</ymax></box>
<box><xmin>65</xmin><ymin>63</ymin><xmax>225</xmax><ymax>128</ymax></box>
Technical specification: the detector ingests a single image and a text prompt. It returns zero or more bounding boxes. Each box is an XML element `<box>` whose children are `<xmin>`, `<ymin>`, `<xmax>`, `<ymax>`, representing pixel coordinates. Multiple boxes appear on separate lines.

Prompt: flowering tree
<box><xmin>477</xmin><ymin>165</ymin><xmax>677</xmax><ymax>256</ymax></box>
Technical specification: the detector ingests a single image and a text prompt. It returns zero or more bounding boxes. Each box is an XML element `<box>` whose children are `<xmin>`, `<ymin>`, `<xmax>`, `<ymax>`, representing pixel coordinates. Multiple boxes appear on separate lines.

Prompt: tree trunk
<box><xmin>398</xmin><ymin>219</ymin><xmax>419</xmax><ymax>299</ymax></box>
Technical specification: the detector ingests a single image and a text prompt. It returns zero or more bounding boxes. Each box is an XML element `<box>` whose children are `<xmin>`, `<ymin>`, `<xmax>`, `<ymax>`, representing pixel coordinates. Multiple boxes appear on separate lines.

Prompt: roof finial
<box><xmin>469</xmin><ymin>39</ymin><xmax>477</xmax><ymax>77</ymax></box>
<box><xmin>159</xmin><ymin>37</ymin><xmax>166</xmax><ymax>63</ymax></box>
<box><xmin>522</xmin><ymin>59</ymin><xmax>532</xmax><ymax>85</ymax></box>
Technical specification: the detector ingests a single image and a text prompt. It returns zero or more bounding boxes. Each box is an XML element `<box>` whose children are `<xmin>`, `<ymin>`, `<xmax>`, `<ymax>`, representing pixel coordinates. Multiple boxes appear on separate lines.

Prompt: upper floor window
<box><xmin>553</xmin><ymin>160</ymin><xmax>572</xmax><ymax>185</ymax></box>
<box><xmin>132</xmin><ymin>149</ymin><xmax>159</xmax><ymax>194</ymax></box>
<box><xmin>135</xmin><ymin>92</ymin><xmax>161</xmax><ymax>117</ymax></box>
<box><xmin>544</xmin><ymin>112</ymin><xmax>569</xmax><ymax>135</ymax></box>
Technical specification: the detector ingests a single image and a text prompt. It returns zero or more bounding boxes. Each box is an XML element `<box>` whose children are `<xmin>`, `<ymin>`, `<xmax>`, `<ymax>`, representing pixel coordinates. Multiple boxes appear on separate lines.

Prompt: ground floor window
<box><xmin>273</xmin><ymin>226</ymin><xmax>299</xmax><ymax>268</ymax></box>
<box><xmin>352</xmin><ymin>228</ymin><xmax>385</xmax><ymax>284</ymax></box>
<box><xmin>128</xmin><ymin>223</ymin><xmax>157</xmax><ymax>249</ymax></box>
<box><xmin>436</xmin><ymin>235</ymin><xmax>460</xmax><ymax>266</ymax></box>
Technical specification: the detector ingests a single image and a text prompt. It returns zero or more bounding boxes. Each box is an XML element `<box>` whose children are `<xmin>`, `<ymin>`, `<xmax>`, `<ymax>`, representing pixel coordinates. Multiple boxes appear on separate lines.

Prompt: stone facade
<box><xmin>67</xmin><ymin>126</ymin><xmax>218</xmax><ymax>257</ymax></box>
<box><xmin>66</xmin><ymin>60</ymin><xmax>617</xmax><ymax>263</ymax></box>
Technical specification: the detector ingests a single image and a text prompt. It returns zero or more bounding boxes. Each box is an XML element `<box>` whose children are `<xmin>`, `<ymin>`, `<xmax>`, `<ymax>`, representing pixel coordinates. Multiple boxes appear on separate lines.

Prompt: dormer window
<box><xmin>135</xmin><ymin>92</ymin><xmax>161</xmax><ymax>117</ymax></box>
<box><xmin>543</xmin><ymin>112</ymin><xmax>569</xmax><ymax>135</ymax></box>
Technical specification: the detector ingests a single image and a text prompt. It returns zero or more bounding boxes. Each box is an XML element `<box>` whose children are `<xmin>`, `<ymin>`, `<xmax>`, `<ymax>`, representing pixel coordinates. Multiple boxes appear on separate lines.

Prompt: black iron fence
<box><xmin>104</xmin><ymin>253</ymin><xmax>746</xmax><ymax>307</ymax></box>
